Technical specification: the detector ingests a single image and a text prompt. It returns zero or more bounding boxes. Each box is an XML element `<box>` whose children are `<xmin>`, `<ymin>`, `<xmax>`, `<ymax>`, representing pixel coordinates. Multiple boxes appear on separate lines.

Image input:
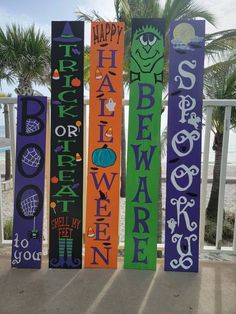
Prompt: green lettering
<box><xmin>54</xmin><ymin>185</ymin><xmax>79</xmax><ymax>197</ymax></box>
<box><xmin>57</xmin><ymin>199</ymin><xmax>75</xmax><ymax>213</ymax></box>
<box><xmin>58</xmin><ymin>105</ymin><xmax>77</xmax><ymax>118</ymax></box>
<box><xmin>57</xmin><ymin>155</ymin><xmax>76</xmax><ymax>167</ymax></box>
<box><xmin>58</xmin><ymin>90</ymin><xmax>77</xmax><ymax>103</ymax></box>
<box><xmin>59</xmin><ymin>44</ymin><xmax>77</xmax><ymax>57</ymax></box>
<box><xmin>59</xmin><ymin>60</ymin><xmax>78</xmax><ymax>72</ymax></box>
<box><xmin>58</xmin><ymin>170</ymin><xmax>75</xmax><ymax>182</ymax></box>
<box><xmin>62</xmin><ymin>75</ymin><xmax>74</xmax><ymax>88</ymax></box>
<box><xmin>58</xmin><ymin>140</ymin><xmax>76</xmax><ymax>152</ymax></box>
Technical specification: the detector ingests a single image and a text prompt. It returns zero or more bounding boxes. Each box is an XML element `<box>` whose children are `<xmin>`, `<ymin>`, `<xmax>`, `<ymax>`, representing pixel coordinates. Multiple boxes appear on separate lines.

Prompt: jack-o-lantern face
<box><xmin>131</xmin><ymin>25</ymin><xmax>164</xmax><ymax>73</ymax></box>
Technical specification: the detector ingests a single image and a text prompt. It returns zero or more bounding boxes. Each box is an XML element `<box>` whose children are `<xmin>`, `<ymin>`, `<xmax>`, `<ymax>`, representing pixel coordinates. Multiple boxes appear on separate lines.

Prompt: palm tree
<box><xmin>76</xmin><ymin>0</ymin><xmax>221</xmax><ymax>245</ymax></box>
<box><xmin>84</xmin><ymin>46</ymin><xmax>90</xmax><ymax>88</ymax></box>
<box><xmin>0</xmin><ymin>24</ymin><xmax>50</xmax><ymax>181</ymax></box>
<box><xmin>0</xmin><ymin>24</ymin><xmax>50</xmax><ymax>95</ymax></box>
<box><xmin>204</xmin><ymin>54</ymin><xmax>236</xmax><ymax>221</ymax></box>
<box><xmin>77</xmin><ymin>0</ymin><xmax>221</xmax><ymax>83</ymax></box>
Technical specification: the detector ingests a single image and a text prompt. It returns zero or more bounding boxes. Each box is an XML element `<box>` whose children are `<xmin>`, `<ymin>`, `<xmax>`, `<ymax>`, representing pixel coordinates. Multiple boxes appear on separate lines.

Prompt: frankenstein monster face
<box><xmin>131</xmin><ymin>25</ymin><xmax>164</xmax><ymax>73</ymax></box>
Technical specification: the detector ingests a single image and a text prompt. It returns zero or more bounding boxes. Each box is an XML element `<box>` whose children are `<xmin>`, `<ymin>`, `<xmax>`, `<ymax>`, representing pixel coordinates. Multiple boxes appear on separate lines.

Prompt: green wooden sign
<box><xmin>124</xmin><ymin>18</ymin><xmax>165</xmax><ymax>270</ymax></box>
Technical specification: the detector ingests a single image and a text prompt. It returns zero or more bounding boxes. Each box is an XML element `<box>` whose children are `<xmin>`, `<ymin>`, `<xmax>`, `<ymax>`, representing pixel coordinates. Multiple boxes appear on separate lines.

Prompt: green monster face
<box><xmin>131</xmin><ymin>25</ymin><xmax>164</xmax><ymax>74</ymax></box>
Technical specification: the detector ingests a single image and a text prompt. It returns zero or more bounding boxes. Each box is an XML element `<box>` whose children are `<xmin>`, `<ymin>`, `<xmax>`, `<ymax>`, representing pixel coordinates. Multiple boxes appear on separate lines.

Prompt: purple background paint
<box><xmin>11</xmin><ymin>96</ymin><xmax>47</xmax><ymax>268</ymax></box>
<box><xmin>165</xmin><ymin>20</ymin><xmax>205</xmax><ymax>272</ymax></box>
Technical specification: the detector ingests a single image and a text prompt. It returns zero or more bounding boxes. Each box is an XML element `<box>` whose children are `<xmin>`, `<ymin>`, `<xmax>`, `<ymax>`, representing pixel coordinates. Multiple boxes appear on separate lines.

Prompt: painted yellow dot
<box><xmin>50</xmin><ymin>202</ymin><xmax>56</xmax><ymax>209</ymax></box>
<box><xmin>76</xmin><ymin>120</ymin><xmax>82</xmax><ymax>127</ymax></box>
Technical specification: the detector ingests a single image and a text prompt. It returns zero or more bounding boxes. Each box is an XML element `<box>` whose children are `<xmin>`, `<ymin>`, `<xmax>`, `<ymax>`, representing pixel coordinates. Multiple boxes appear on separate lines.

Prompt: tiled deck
<box><xmin>1</xmin><ymin>254</ymin><xmax>236</xmax><ymax>314</ymax></box>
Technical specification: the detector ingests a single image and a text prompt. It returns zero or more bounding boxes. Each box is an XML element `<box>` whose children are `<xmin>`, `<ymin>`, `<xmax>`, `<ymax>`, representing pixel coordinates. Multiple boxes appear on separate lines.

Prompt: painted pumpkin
<box><xmin>92</xmin><ymin>144</ymin><xmax>116</xmax><ymax>168</ymax></box>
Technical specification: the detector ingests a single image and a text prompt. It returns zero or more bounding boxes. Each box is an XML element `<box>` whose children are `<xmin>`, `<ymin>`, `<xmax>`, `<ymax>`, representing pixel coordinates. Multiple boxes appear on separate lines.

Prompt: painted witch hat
<box><xmin>53</xmin><ymin>22</ymin><xmax>82</xmax><ymax>42</ymax></box>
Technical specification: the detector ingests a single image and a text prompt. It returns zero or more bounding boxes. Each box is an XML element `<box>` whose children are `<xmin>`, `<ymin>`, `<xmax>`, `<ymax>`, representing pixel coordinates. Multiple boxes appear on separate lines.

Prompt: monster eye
<box><xmin>139</xmin><ymin>33</ymin><xmax>158</xmax><ymax>46</ymax></box>
<box><xmin>139</xmin><ymin>34</ymin><xmax>148</xmax><ymax>46</ymax></box>
<box><xmin>148</xmin><ymin>34</ymin><xmax>157</xmax><ymax>46</ymax></box>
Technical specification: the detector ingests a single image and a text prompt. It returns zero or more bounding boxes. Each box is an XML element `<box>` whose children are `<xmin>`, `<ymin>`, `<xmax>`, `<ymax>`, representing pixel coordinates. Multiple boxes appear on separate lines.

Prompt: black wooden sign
<box><xmin>49</xmin><ymin>21</ymin><xmax>84</xmax><ymax>268</ymax></box>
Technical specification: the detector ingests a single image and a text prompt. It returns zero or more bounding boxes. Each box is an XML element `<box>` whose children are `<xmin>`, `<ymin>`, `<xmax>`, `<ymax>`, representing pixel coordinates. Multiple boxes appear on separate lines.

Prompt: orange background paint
<box><xmin>85</xmin><ymin>22</ymin><xmax>124</xmax><ymax>268</ymax></box>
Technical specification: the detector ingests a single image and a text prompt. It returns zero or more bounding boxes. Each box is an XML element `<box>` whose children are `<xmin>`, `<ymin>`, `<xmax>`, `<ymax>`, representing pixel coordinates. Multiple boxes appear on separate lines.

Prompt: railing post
<box><xmin>216</xmin><ymin>106</ymin><xmax>232</xmax><ymax>249</ymax></box>
<box><xmin>44</xmin><ymin>98</ymin><xmax>51</xmax><ymax>244</ymax></box>
<box><xmin>233</xmin><ymin>213</ymin><xmax>236</xmax><ymax>251</ymax></box>
<box><xmin>8</xmin><ymin>103</ymin><xmax>16</xmax><ymax>183</ymax></box>
<box><xmin>82</xmin><ymin>102</ymin><xmax>88</xmax><ymax>237</ymax></box>
<box><xmin>200</xmin><ymin>106</ymin><xmax>213</xmax><ymax>250</ymax></box>
<box><xmin>0</xmin><ymin>174</ymin><xmax>3</xmax><ymax>245</ymax></box>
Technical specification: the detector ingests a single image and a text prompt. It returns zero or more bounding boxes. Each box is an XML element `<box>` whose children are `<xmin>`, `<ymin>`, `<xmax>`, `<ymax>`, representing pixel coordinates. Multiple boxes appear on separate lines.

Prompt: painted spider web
<box><xmin>22</xmin><ymin>148</ymin><xmax>41</xmax><ymax>168</ymax></box>
<box><xmin>20</xmin><ymin>194</ymin><xmax>39</xmax><ymax>217</ymax></box>
<box><xmin>26</xmin><ymin>119</ymin><xmax>40</xmax><ymax>134</ymax></box>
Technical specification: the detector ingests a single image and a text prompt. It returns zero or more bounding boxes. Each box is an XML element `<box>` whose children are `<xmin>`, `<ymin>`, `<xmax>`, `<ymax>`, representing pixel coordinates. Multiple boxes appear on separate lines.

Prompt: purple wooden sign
<box><xmin>165</xmin><ymin>20</ymin><xmax>205</xmax><ymax>272</ymax></box>
<box><xmin>11</xmin><ymin>96</ymin><xmax>47</xmax><ymax>268</ymax></box>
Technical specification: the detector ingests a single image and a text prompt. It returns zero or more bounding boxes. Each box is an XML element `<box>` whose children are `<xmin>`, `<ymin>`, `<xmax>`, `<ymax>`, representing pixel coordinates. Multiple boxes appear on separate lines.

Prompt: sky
<box><xmin>0</xmin><ymin>0</ymin><xmax>235</xmax><ymax>162</ymax></box>
<box><xmin>0</xmin><ymin>0</ymin><xmax>236</xmax><ymax>96</ymax></box>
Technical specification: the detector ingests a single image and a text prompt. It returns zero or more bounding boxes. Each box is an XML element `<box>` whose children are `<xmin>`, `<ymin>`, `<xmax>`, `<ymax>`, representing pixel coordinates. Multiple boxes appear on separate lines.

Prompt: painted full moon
<box><xmin>173</xmin><ymin>23</ymin><xmax>195</xmax><ymax>44</ymax></box>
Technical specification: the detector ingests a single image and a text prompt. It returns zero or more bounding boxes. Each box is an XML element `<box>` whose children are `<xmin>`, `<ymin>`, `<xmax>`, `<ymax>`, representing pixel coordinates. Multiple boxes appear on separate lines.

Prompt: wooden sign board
<box><xmin>124</xmin><ymin>19</ymin><xmax>165</xmax><ymax>270</ymax></box>
<box><xmin>49</xmin><ymin>21</ymin><xmax>84</xmax><ymax>268</ymax></box>
<box><xmin>165</xmin><ymin>20</ymin><xmax>205</xmax><ymax>272</ymax></box>
<box><xmin>85</xmin><ymin>22</ymin><xmax>124</xmax><ymax>268</ymax></box>
<box><xmin>12</xmin><ymin>96</ymin><xmax>47</xmax><ymax>268</ymax></box>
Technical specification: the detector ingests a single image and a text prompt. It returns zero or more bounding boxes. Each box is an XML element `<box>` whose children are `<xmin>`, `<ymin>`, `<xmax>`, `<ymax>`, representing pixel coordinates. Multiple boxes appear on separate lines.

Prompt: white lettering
<box><xmin>178</xmin><ymin>95</ymin><xmax>196</xmax><ymax>123</ymax></box>
<box><xmin>172</xmin><ymin>129</ymin><xmax>200</xmax><ymax>157</ymax></box>
<box><xmin>174</xmin><ymin>60</ymin><xmax>197</xmax><ymax>90</ymax></box>
<box><xmin>171</xmin><ymin>164</ymin><xmax>199</xmax><ymax>191</ymax></box>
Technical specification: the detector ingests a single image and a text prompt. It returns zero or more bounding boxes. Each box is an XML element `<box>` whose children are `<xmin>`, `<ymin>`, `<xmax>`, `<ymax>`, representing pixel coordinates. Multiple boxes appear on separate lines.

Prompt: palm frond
<box><xmin>204</xmin><ymin>53</ymin><xmax>236</xmax><ymax>132</ymax></box>
<box><xmin>0</xmin><ymin>23</ymin><xmax>50</xmax><ymax>89</ymax></box>
<box><xmin>76</xmin><ymin>8</ymin><xmax>106</xmax><ymax>22</ymax></box>
<box><xmin>205</xmin><ymin>29</ymin><xmax>236</xmax><ymax>59</ymax></box>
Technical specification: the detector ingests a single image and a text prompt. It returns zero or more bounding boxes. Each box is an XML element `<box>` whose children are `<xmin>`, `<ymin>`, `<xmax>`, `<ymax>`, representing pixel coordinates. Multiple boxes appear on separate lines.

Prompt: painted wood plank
<box><xmin>165</xmin><ymin>20</ymin><xmax>205</xmax><ymax>272</ymax></box>
<box><xmin>49</xmin><ymin>21</ymin><xmax>84</xmax><ymax>268</ymax></box>
<box><xmin>85</xmin><ymin>22</ymin><xmax>124</xmax><ymax>268</ymax></box>
<box><xmin>124</xmin><ymin>18</ymin><xmax>165</xmax><ymax>270</ymax></box>
<box><xmin>12</xmin><ymin>96</ymin><xmax>47</xmax><ymax>268</ymax></box>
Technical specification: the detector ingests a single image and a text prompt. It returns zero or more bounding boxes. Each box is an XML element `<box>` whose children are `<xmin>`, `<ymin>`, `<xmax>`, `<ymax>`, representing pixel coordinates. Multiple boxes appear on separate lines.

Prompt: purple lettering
<box><xmin>131</xmin><ymin>144</ymin><xmax>157</xmax><ymax>170</ymax></box>
<box><xmin>132</xmin><ymin>237</ymin><xmax>149</xmax><ymax>263</ymax></box>
<box><xmin>137</xmin><ymin>83</ymin><xmax>155</xmax><ymax>109</ymax></box>
<box><xmin>98</xmin><ymin>50</ymin><xmax>117</xmax><ymax>68</ymax></box>
<box><xmin>133</xmin><ymin>207</ymin><xmax>150</xmax><ymax>233</ymax></box>
<box><xmin>90</xmin><ymin>172</ymin><xmax>118</xmax><ymax>190</ymax></box>
<box><xmin>132</xmin><ymin>176</ymin><xmax>152</xmax><ymax>203</ymax></box>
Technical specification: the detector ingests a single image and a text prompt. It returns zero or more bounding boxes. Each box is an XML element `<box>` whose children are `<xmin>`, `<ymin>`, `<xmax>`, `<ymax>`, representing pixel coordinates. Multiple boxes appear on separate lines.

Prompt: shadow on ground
<box><xmin>0</xmin><ymin>256</ymin><xmax>236</xmax><ymax>314</ymax></box>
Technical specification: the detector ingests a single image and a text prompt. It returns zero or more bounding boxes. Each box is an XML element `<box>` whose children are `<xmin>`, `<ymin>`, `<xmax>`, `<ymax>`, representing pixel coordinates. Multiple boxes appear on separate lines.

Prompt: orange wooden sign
<box><xmin>85</xmin><ymin>22</ymin><xmax>124</xmax><ymax>268</ymax></box>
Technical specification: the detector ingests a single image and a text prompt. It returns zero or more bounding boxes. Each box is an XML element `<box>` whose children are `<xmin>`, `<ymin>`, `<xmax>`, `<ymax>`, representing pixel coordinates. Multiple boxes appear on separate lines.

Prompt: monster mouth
<box><xmin>136</xmin><ymin>49</ymin><xmax>159</xmax><ymax>60</ymax></box>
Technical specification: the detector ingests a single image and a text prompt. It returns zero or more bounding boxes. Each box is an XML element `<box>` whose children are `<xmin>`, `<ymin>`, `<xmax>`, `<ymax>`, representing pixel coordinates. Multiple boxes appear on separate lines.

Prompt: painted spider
<box><xmin>27</xmin><ymin>229</ymin><xmax>41</xmax><ymax>241</ymax></box>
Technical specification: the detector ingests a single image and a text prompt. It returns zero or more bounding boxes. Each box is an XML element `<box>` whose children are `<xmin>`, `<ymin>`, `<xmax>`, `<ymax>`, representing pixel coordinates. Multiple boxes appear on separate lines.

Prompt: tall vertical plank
<box><xmin>165</xmin><ymin>20</ymin><xmax>205</xmax><ymax>272</ymax></box>
<box><xmin>85</xmin><ymin>22</ymin><xmax>124</xmax><ymax>268</ymax></box>
<box><xmin>49</xmin><ymin>21</ymin><xmax>84</xmax><ymax>268</ymax></box>
<box><xmin>11</xmin><ymin>96</ymin><xmax>47</xmax><ymax>268</ymax></box>
<box><xmin>124</xmin><ymin>19</ymin><xmax>165</xmax><ymax>270</ymax></box>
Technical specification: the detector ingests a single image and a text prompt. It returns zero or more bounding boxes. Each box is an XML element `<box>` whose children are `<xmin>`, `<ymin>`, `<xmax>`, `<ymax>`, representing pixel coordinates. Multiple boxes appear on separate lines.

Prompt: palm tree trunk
<box><xmin>120</xmin><ymin>106</ymin><xmax>126</xmax><ymax>197</ymax></box>
<box><xmin>206</xmin><ymin>131</ymin><xmax>223</xmax><ymax>221</ymax></box>
<box><xmin>15</xmin><ymin>75</ymin><xmax>34</xmax><ymax>96</ymax></box>
<box><xmin>3</xmin><ymin>104</ymin><xmax>11</xmax><ymax>180</ymax></box>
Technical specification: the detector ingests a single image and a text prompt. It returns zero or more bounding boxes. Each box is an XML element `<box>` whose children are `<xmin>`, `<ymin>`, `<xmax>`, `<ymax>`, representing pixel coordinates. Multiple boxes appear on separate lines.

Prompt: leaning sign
<box><xmin>12</xmin><ymin>96</ymin><xmax>47</xmax><ymax>268</ymax></box>
<box><xmin>49</xmin><ymin>21</ymin><xmax>84</xmax><ymax>268</ymax></box>
<box><xmin>85</xmin><ymin>22</ymin><xmax>124</xmax><ymax>268</ymax></box>
<box><xmin>124</xmin><ymin>18</ymin><xmax>165</xmax><ymax>270</ymax></box>
<box><xmin>165</xmin><ymin>20</ymin><xmax>205</xmax><ymax>272</ymax></box>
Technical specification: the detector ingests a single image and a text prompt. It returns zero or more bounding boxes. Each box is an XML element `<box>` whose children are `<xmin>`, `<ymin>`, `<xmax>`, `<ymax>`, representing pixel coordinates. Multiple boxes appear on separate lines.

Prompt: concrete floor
<box><xmin>0</xmin><ymin>255</ymin><xmax>236</xmax><ymax>314</ymax></box>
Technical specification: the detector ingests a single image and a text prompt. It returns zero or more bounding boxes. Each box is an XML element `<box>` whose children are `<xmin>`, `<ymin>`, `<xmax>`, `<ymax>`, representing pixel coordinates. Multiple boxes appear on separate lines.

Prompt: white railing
<box><xmin>0</xmin><ymin>97</ymin><xmax>236</xmax><ymax>255</ymax></box>
<box><xmin>200</xmin><ymin>100</ymin><xmax>236</xmax><ymax>253</ymax></box>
